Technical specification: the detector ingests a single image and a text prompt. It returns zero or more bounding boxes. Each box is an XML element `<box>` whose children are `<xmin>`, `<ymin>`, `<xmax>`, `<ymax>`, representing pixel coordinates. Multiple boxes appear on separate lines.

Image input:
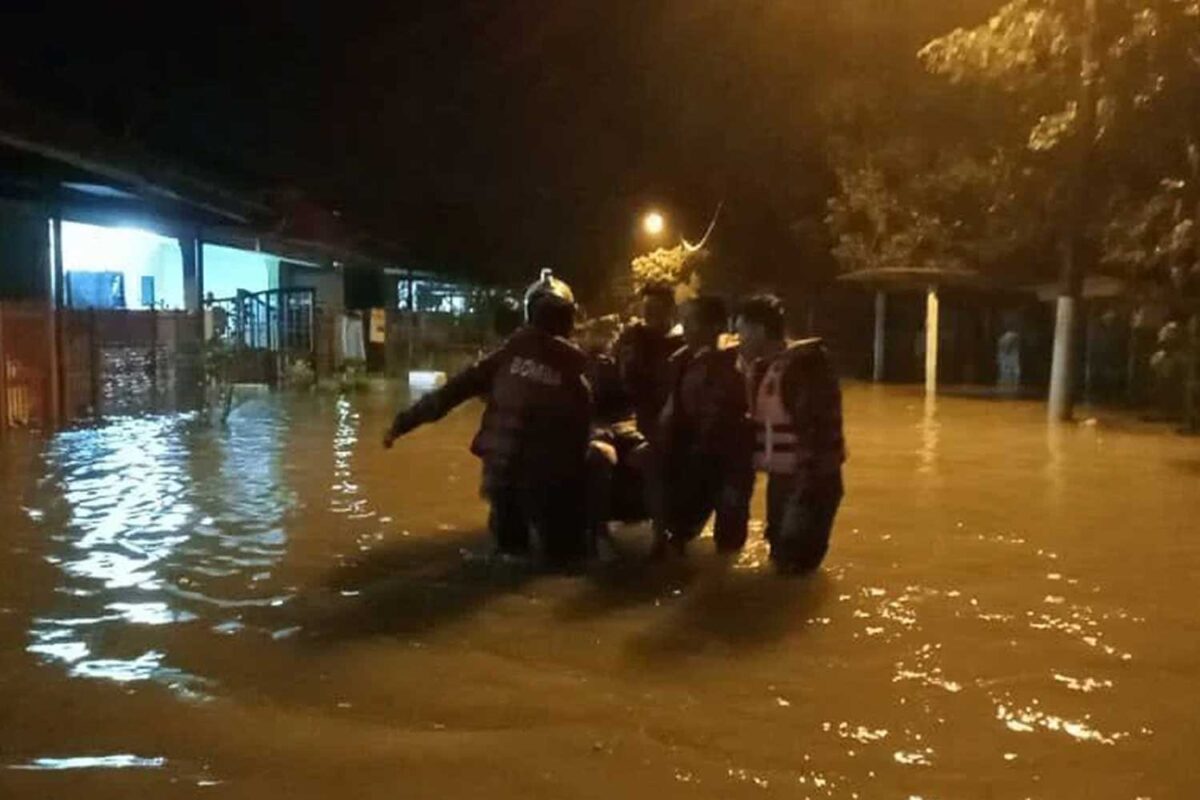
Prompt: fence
<box><xmin>83</xmin><ymin>310</ymin><xmax>204</xmax><ymax>417</ymax></box>
<box><xmin>0</xmin><ymin>302</ymin><xmax>54</xmax><ymax>431</ymax></box>
<box><xmin>204</xmin><ymin>288</ymin><xmax>317</xmax><ymax>384</ymax></box>
<box><xmin>1</xmin><ymin>302</ymin><xmax>204</xmax><ymax>434</ymax></box>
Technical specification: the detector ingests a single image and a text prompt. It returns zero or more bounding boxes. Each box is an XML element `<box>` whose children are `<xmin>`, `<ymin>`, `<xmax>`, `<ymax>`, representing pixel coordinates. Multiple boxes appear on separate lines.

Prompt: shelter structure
<box><xmin>838</xmin><ymin>266</ymin><xmax>989</xmax><ymax>396</ymax></box>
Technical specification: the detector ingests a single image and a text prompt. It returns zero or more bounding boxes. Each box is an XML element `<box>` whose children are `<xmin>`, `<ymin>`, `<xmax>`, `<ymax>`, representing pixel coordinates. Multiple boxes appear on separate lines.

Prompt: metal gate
<box><xmin>204</xmin><ymin>288</ymin><xmax>316</xmax><ymax>383</ymax></box>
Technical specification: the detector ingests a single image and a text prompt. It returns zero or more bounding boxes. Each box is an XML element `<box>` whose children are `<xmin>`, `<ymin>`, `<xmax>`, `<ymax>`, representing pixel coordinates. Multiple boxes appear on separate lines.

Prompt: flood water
<box><xmin>1</xmin><ymin>383</ymin><xmax>1197</xmax><ymax>799</ymax></box>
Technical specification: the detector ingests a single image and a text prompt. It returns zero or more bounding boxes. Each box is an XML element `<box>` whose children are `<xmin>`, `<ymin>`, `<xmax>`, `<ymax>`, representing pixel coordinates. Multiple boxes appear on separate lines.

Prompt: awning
<box><xmin>1029</xmin><ymin>275</ymin><xmax>1127</xmax><ymax>302</ymax></box>
<box><xmin>837</xmin><ymin>266</ymin><xmax>989</xmax><ymax>289</ymax></box>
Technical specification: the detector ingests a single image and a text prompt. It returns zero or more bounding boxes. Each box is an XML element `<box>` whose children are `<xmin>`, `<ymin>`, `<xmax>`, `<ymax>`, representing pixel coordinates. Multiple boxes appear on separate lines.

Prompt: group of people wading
<box><xmin>383</xmin><ymin>270</ymin><xmax>846</xmax><ymax>574</ymax></box>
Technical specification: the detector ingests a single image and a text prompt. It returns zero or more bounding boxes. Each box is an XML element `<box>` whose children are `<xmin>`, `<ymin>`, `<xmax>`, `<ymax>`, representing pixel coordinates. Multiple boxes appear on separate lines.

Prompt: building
<box><xmin>0</xmin><ymin>92</ymin><xmax>402</xmax><ymax>431</ymax></box>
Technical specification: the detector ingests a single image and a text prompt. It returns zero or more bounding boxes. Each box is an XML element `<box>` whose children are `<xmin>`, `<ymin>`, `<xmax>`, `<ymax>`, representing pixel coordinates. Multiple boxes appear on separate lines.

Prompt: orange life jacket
<box><xmin>751</xmin><ymin>356</ymin><xmax>802</xmax><ymax>474</ymax></box>
<box><xmin>748</xmin><ymin>339</ymin><xmax>846</xmax><ymax>475</ymax></box>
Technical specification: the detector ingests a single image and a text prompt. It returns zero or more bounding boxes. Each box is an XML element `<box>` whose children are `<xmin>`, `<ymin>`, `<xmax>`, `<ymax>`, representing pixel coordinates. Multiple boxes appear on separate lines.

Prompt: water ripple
<box><xmin>25</xmin><ymin>407</ymin><xmax>293</xmax><ymax>696</ymax></box>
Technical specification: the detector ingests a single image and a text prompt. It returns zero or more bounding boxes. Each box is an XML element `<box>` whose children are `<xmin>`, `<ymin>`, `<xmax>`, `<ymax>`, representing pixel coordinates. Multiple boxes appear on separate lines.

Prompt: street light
<box><xmin>642</xmin><ymin>211</ymin><xmax>665</xmax><ymax>237</ymax></box>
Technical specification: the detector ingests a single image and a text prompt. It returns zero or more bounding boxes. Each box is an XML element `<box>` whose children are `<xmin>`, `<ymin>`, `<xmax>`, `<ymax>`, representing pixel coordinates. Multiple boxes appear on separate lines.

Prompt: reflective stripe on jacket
<box><xmin>752</xmin><ymin>356</ymin><xmax>801</xmax><ymax>473</ymax></box>
<box><xmin>748</xmin><ymin>339</ymin><xmax>845</xmax><ymax>476</ymax></box>
<box><xmin>470</xmin><ymin>328</ymin><xmax>592</xmax><ymax>484</ymax></box>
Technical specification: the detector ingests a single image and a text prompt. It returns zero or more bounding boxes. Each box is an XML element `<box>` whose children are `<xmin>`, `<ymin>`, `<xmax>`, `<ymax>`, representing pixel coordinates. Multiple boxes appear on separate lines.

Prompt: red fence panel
<box><xmin>0</xmin><ymin>302</ymin><xmax>53</xmax><ymax>431</ymax></box>
<box><xmin>1</xmin><ymin>305</ymin><xmax>206</xmax><ymax>432</ymax></box>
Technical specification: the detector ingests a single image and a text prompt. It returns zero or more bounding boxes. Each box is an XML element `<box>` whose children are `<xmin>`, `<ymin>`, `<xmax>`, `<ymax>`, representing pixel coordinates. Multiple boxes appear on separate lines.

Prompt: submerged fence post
<box><xmin>0</xmin><ymin>303</ymin><xmax>7</xmax><ymax>436</ymax></box>
<box><xmin>150</xmin><ymin>307</ymin><xmax>159</xmax><ymax>405</ymax></box>
<box><xmin>89</xmin><ymin>309</ymin><xmax>100</xmax><ymax>416</ymax></box>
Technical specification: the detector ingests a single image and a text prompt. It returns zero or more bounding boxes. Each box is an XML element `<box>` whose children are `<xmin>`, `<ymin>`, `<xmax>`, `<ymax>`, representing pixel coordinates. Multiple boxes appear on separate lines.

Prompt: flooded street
<box><xmin>1</xmin><ymin>383</ymin><xmax>1198</xmax><ymax>799</ymax></box>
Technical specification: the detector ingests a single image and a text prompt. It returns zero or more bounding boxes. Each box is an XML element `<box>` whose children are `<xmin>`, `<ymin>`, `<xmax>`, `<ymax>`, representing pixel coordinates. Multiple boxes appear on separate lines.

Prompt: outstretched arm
<box><xmin>383</xmin><ymin>353</ymin><xmax>501</xmax><ymax>447</ymax></box>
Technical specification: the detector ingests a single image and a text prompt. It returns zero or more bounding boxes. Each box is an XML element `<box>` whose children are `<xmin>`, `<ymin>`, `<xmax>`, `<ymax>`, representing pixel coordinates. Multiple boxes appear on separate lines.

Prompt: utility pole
<box><xmin>1048</xmin><ymin>0</ymin><xmax>1099</xmax><ymax>421</ymax></box>
<box><xmin>1183</xmin><ymin>141</ymin><xmax>1200</xmax><ymax>433</ymax></box>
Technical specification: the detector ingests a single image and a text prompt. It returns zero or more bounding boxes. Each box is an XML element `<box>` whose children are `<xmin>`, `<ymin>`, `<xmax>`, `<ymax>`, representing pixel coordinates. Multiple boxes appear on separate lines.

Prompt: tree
<box><xmin>821</xmin><ymin>70</ymin><xmax>1057</xmax><ymax>283</ymax></box>
<box><xmin>921</xmin><ymin>0</ymin><xmax>1200</xmax><ymax>287</ymax></box>
<box><xmin>825</xmin><ymin>137</ymin><xmax>1041</xmax><ymax>276</ymax></box>
<box><xmin>1095</xmin><ymin>1</ymin><xmax>1200</xmax><ymax>297</ymax></box>
<box><xmin>828</xmin><ymin>154</ymin><xmax>951</xmax><ymax>272</ymax></box>
<box><xmin>919</xmin><ymin>0</ymin><xmax>1200</xmax><ymax>417</ymax></box>
<box><xmin>1102</xmin><ymin>179</ymin><xmax>1194</xmax><ymax>284</ymax></box>
<box><xmin>628</xmin><ymin>244</ymin><xmax>707</xmax><ymax>303</ymax></box>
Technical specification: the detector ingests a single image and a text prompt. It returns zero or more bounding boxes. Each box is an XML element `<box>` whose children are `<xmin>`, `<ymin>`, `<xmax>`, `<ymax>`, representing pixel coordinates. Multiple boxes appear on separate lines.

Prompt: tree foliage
<box><xmin>826</xmin><ymin>145</ymin><xmax>969</xmax><ymax>273</ymax></box>
<box><xmin>629</xmin><ymin>244</ymin><xmax>706</xmax><ymax>298</ymax></box>
<box><xmin>918</xmin><ymin>0</ymin><xmax>1200</xmax><ymax>287</ymax></box>
<box><xmin>820</xmin><ymin>54</ymin><xmax>1058</xmax><ymax>281</ymax></box>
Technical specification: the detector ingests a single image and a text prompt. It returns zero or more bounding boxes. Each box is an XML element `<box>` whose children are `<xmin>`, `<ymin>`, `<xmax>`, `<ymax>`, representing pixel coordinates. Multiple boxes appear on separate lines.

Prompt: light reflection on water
<box><xmin>25</xmin><ymin>404</ymin><xmax>292</xmax><ymax>696</ymax></box>
<box><xmin>917</xmin><ymin>393</ymin><xmax>939</xmax><ymax>477</ymax></box>
<box><xmin>9</xmin><ymin>755</ymin><xmax>166</xmax><ymax>771</ymax></box>
<box><xmin>331</xmin><ymin>396</ymin><xmax>365</xmax><ymax>516</ymax></box>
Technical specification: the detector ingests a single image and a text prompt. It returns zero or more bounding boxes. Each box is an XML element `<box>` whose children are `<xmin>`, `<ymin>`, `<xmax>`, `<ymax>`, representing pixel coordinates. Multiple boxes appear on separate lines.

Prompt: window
<box><xmin>61</xmin><ymin>221</ymin><xmax>183</xmax><ymax>310</ymax></box>
<box><xmin>397</xmin><ymin>278</ymin><xmax>475</xmax><ymax>315</ymax></box>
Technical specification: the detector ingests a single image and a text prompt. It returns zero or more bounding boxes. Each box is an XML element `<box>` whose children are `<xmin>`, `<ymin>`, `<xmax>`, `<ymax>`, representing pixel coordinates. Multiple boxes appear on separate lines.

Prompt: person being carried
<box><xmin>383</xmin><ymin>270</ymin><xmax>593</xmax><ymax>569</ymax></box>
<box><xmin>654</xmin><ymin>294</ymin><xmax>753</xmax><ymax>557</ymax></box>
<box><xmin>735</xmin><ymin>294</ymin><xmax>846</xmax><ymax>573</ymax></box>
<box><xmin>578</xmin><ymin>316</ymin><xmax>653</xmax><ymax>552</ymax></box>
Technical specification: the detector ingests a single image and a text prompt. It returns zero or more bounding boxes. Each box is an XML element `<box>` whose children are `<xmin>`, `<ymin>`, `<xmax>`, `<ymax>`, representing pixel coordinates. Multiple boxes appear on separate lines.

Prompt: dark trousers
<box><xmin>765</xmin><ymin>470</ymin><xmax>843</xmax><ymax>571</ymax></box>
<box><xmin>588</xmin><ymin>422</ymin><xmax>651</xmax><ymax>526</ymax></box>
<box><xmin>487</xmin><ymin>480</ymin><xmax>588</xmax><ymax>565</ymax></box>
<box><xmin>662</xmin><ymin>456</ymin><xmax>752</xmax><ymax>552</ymax></box>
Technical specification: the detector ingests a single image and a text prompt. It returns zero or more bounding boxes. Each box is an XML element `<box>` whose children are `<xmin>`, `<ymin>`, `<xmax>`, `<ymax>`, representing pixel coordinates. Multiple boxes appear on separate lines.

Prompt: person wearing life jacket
<box><xmin>383</xmin><ymin>269</ymin><xmax>593</xmax><ymax>567</ymax></box>
<box><xmin>615</xmin><ymin>283</ymin><xmax>685</xmax><ymax>438</ymax></box>
<box><xmin>653</xmin><ymin>294</ymin><xmax>754</xmax><ymax>557</ymax></box>
<box><xmin>735</xmin><ymin>294</ymin><xmax>846</xmax><ymax>573</ymax></box>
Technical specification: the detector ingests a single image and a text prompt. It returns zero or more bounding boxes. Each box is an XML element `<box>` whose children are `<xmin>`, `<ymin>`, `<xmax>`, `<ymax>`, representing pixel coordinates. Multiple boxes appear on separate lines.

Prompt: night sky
<box><xmin>1</xmin><ymin>1</ymin><xmax>996</xmax><ymax>298</ymax></box>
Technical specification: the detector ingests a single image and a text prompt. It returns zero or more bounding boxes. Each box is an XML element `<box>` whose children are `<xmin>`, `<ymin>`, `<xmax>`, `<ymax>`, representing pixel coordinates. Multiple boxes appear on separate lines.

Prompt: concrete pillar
<box><xmin>50</xmin><ymin>215</ymin><xmax>64</xmax><ymax>309</ymax></box>
<box><xmin>48</xmin><ymin>214</ymin><xmax>64</xmax><ymax>426</ymax></box>
<box><xmin>1048</xmin><ymin>295</ymin><xmax>1077</xmax><ymax>421</ymax></box>
<box><xmin>177</xmin><ymin>234</ymin><xmax>206</xmax><ymax>408</ymax></box>
<box><xmin>925</xmin><ymin>285</ymin><xmax>939</xmax><ymax>398</ymax></box>
<box><xmin>872</xmin><ymin>290</ymin><xmax>887</xmax><ymax>382</ymax></box>
<box><xmin>180</xmin><ymin>234</ymin><xmax>204</xmax><ymax>312</ymax></box>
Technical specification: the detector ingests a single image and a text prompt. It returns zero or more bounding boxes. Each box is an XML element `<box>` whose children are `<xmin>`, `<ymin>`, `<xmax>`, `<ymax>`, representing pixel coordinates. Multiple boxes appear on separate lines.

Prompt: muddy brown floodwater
<box><xmin>0</xmin><ymin>384</ymin><xmax>1198</xmax><ymax>799</ymax></box>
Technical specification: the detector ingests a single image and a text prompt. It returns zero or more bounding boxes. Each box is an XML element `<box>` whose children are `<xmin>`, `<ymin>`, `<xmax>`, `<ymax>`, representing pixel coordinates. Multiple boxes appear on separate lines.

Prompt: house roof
<box><xmin>0</xmin><ymin>90</ymin><xmax>407</xmax><ymax>269</ymax></box>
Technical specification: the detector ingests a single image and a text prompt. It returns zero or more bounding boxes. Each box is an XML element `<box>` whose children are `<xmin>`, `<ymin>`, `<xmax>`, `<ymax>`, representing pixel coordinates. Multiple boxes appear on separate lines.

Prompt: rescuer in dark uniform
<box><xmin>491</xmin><ymin>295</ymin><xmax>523</xmax><ymax>339</ymax></box>
<box><xmin>654</xmin><ymin>295</ymin><xmax>753</xmax><ymax>557</ymax></box>
<box><xmin>615</xmin><ymin>283</ymin><xmax>684</xmax><ymax>438</ymax></box>
<box><xmin>735</xmin><ymin>294</ymin><xmax>846</xmax><ymax>573</ymax></box>
<box><xmin>383</xmin><ymin>270</ymin><xmax>592</xmax><ymax>568</ymax></box>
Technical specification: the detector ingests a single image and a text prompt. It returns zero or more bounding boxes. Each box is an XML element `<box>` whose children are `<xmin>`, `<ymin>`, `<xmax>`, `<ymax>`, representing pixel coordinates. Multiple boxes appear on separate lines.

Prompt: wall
<box><xmin>343</xmin><ymin>266</ymin><xmax>388</xmax><ymax>310</ymax></box>
<box><xmin>279</xmin><ymin>262</ymin><xmax>344</xmax><ymax>312</ymax></box>
<box><xmin>148</xmin><ymin>241</ymin><xmax>185</xmax><ymax>308</ymax></box>
<box><xmin>0</xmin><ymin>201</ymin><xmax>51</xmax><ymax>301</ymax></box>
<box><xmin>60</xmin><ymin>220</ymin><xmax>185</xmax><ymax>309</ymax></box>
<box><xmin>201</xmin><ymin>244</ymin><xmax>278</xmax><ymax>300</ymax></box>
